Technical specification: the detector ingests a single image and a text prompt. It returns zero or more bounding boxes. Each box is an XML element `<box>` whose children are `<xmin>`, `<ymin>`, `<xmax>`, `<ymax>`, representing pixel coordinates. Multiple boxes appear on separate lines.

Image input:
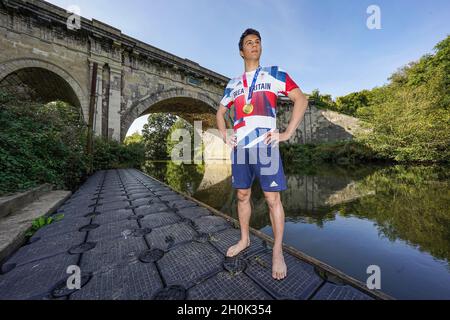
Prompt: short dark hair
<box><xmin>239</xmin><ymin>28</ymin><xmax>261</xmax><ymax>52</ymax></box>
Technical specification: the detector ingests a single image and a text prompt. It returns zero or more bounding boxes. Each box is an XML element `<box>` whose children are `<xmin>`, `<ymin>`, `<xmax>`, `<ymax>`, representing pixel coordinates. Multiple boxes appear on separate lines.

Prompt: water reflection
<box><xmin>144</xmin><ymin>161</ymin><xmax>450</xmax><ymax>299</ymax></box>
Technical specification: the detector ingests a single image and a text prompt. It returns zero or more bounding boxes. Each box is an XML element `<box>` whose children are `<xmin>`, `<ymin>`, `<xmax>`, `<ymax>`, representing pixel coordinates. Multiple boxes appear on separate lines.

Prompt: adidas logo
<box><xmin>270</xmin><ymin>181</ymin><xmax>279</xmax><ymax>187</ymax></box>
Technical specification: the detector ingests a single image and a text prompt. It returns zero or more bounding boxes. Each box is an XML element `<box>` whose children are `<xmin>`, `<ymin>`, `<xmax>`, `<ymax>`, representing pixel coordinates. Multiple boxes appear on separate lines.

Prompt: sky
<box><xmin>45</xmin><ymin>0</ymin><xmax>450</xmax><ymax>135</ymax></box>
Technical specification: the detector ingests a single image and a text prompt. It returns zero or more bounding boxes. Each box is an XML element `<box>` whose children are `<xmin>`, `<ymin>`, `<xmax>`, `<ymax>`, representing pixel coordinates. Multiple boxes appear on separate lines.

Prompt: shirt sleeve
<box><xmin>220</xmin><ymin>79</ymin><xmax>235</xmax><ymax>109</ymax></box>
<box><xmin>276</xmin><ymin>67</ymin><xmax>300</xmax><ymax>97</ymax></box>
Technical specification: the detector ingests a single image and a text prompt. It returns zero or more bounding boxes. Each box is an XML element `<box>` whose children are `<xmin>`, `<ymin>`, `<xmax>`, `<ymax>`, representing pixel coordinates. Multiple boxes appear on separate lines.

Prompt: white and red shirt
<box><xmin>220</xmin><ymin>66</ymin><xmax>299</xmax><ymax>148</ymax></box>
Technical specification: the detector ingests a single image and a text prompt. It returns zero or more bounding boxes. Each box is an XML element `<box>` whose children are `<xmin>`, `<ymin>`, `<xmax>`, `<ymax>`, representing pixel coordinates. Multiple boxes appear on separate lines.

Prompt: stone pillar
<box><xmin>108</xmin><ymin>65</ymin><xmax>122</xmax><ymax>142</ymax></box>
<box><xmin>90</xmin><ymin>62</ymin><xmax>103</xmax><ymax>137</ymax></box>
<box><xmin>101</xmin><ymin>64</ymin><xmax>110</xmax><ymax>140</ymax></box>
<box><xmin>87</xmin><ymin>60</ymin><xmax>102</xmax><ymax>137</ymax></box>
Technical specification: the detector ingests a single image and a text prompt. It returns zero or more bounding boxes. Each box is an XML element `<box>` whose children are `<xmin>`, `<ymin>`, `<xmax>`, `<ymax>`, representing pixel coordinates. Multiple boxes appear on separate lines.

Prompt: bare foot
<box><xmin>226</xmin><ymin>239</ymin><xmax>250</xmax><ymax>257</ymax></box>
<box><xmin>272</xmin><ymin>250</ymin><xmax>287</xmax><ymax>280</ymax></box>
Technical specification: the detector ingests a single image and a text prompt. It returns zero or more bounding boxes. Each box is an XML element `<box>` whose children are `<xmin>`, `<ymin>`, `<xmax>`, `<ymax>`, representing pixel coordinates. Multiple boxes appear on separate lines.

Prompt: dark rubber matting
<box><xmin>176</xmin><ymin>206</ymin><xmax>211</xmax><ymax>221</ymax></box>
<box><xmin>244</xmin><ymin>251</ymin><xmax>324</xmax><ymax>300</ymax></box>
<box><xmin>93</xmin><ymin>200</ymin><xmax>131</xmax><ymax>212</ymax></box>
<box><xmin>311</xmin><ymin>282</ymin><xmax>374</xmax><ymax>300</ymax></box>
<box><xmin>87</xmin><ymin>220</ymin><xmax>139</xmax><ymax>242</ymax></box>
<box><xmin>79</xmin><ymin>236</ymin><xmax>148</xmax><ymax>273</ymax></box>
<box><xmin>2</xmin><ymin>231</ymin><xmax>86</xmax><ymax>270</ymax></box>
<box><xmin>128</xmin><ymin>193</ymin><xmax>156</xmax><ymax>201</ymax></box>
<box><xmin>208</xmin><ymin>228</ymin><xmax>267</xmax><ymax>259</ymax></box>
<box><xmin>191</xmin><ymin>215</ymin><xmax>233</xmax><ymax>234</ymax></box>
<box><xmin>91</xmin><ymin>208</ymin><xmax>134</xmax><ymax>225</ymax></box>
<box><xmin>159</xmin><ymin>194</ymin><xmax>186</xmax><ymax>202</ymax></box>
<box><xmin>134</xmin><ymin>203</ymin><xmax>173</xmax><ymax>216</ymax></box>
<box><xmin>30</xmin><ymin>217</ymin><xmax>91</xmax><ymax>240</ymax></box>
<box><xmin>152</xmin><ymin>190</ymin><xmax>177</xmax><ymax>196</ymax></box>
<box><xmin>168</xmin><ymin>199</ymin><xmax>198</xmax><ymax>210</ymax></box>
<box><xmin>95</xmin><ymin>191</ymin><xmax>127</xmax><ymax>198</ymax></box>
<box><xmin>0</xmin><ymin>253</ymin><xmax>79</xmax><ymax>300</ymax></box>
<box><xmin>130</xmin><ymin>198</ymin><xmax>158</xmax><ymax>208</ymax></box>
<box><xmin>96</xmin><ymin>195</ymin><xmax>129</xmax><ymax>203</ymax></box>
<box><xmin>139</xmin><ymin>211</ymin><xmax>182</xmax><ymax>229</ymax></box>
<box><xmin>124</xmin><ymin>187</ymin><xmax>150</xmax><ymax>193</ymax></box>
<box><xmin>157</xmin><ymin>242</ymin><xmax>224</xmax><ymax>288</ymax></box>
<box><xmin>187</xmin><ymin>271</ymin><xmax>273</xmax><ymax>300</ymax></box>
<box><xmin>57</xmin><ymin>204</ymin><xmax>98</xmax><ymax>216</ymax></box>
<box><xmin>145</xmin><ymin>222</ymin><xmax>198</xmax><ymax>251</ymax></box>
<box><xmin>70</xmin><ymin>259</ymin><xmax>163</xmax><ymax>300</ymax></box>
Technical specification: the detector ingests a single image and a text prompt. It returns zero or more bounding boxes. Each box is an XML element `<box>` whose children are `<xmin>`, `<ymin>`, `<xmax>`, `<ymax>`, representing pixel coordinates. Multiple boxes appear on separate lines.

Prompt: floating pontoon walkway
<box><xmin>0</xmin><ymin>169</ymin><xmax>392</xmax><ymax>300</ymax></box>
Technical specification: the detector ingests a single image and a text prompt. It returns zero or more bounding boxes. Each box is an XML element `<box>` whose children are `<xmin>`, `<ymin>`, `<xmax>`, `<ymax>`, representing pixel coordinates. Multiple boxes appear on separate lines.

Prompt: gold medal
<box><xmin>242</xmin><ymin>67</ymin><xmax>261</xmax><ymax>116</ymax></box>
<box><xmin>243</xmin><ymin>103</ymin><xmax>254</xmax><ymax>114</ymax></box>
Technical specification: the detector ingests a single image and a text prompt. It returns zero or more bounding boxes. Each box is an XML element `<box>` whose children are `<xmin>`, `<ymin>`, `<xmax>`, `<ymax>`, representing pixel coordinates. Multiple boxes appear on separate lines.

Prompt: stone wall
<box><xmin>0</xmin><ymin>0</ymin><xmax>228</xmax><ymax>142</ymax></box>
<box><xmin>277</xmin><ymin>99</ymin><xmax>368</xmax><ymax>144</ymax></box>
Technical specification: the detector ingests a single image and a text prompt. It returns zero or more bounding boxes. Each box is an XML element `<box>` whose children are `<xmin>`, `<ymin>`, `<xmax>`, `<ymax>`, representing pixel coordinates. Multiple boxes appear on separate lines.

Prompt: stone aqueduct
<box><xmin>0</xmin><ymin>0</ymin><xmax>233</xmax><ymax>144</ymax></box>
<box><xmin>1</xmin><ymin>0</ymin><xmax>364</xmax><ymax>152</ymax></box>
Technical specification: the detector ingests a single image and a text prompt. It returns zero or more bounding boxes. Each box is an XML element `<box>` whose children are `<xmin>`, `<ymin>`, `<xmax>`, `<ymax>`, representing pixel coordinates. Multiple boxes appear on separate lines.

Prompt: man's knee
<box><xmin>237</xmin><ymin>189</ymin><xmax>251</xmax><ymax>203</ymax></box>
<box><xmin>264</xmin><ymin>192</ymin><xmax>281</xmax><ymax>209</ymax></box>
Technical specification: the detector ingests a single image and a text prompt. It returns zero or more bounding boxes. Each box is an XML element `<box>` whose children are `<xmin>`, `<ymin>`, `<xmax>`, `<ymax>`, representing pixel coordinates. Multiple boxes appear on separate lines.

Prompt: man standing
<box><xmin>216</xmin><ymin>28</ymin><xmax>309</xmax><ymax>280</ymax></box>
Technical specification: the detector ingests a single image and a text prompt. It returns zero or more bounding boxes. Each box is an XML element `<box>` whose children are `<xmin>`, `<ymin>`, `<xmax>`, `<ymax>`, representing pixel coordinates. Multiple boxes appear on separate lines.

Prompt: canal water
<box><xmin>144</xmin><ymin>161</ymin><xmax>450</xmax><ymax>300</ymax></box>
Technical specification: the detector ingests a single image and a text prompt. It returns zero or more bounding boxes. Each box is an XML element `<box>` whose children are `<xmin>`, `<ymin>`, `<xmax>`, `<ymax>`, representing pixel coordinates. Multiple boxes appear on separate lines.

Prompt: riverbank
<box><xmin>279</xmin><ymin>140</ymin><xmax>448</xmax><ymax>173</ymax></box>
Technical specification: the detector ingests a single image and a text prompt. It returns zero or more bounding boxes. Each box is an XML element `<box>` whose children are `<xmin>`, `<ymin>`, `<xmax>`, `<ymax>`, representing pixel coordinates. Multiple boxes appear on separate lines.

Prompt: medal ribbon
<box><xmin>242</xmin><ymin>66</ymin><xmax>261</xmax><ymax>106</ymax></box>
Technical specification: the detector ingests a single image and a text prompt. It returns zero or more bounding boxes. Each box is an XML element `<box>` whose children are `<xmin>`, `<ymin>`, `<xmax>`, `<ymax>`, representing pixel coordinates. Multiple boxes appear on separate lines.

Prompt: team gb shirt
<box><xmin>220</xmin><ymin>66</ymin><xmax>299</xmax><ymax>148</ymax></box>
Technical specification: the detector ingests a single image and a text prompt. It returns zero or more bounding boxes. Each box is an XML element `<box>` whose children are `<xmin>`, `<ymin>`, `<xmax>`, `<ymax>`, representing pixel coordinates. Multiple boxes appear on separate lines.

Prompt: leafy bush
<box><xmin>0</xmin><ymin>91</ymin><xmax>146</xmax><ymax>196</ymax></box>
<box><xmin>25</xmin><ymin>214</ymin><xmax>64</xmax><ymax>237</ymax></box>
<box><xmin>280</xmin><ymin>140</ymin><xmax>383</xmax><ymax>169</ymax></box>
<box><xmin>0</xmin><ymin>94</ymin><xmax>88</xmax><ymax>196</ymax></box>
<box><xmin>92</xmin><ymin>135</ymin><xmax>145</xmax><ymax>170</ymax></box>
<box><xmin>348</xmin><ymin>36</ymin><xmax>450</xmax><ymax>163</ymax></box>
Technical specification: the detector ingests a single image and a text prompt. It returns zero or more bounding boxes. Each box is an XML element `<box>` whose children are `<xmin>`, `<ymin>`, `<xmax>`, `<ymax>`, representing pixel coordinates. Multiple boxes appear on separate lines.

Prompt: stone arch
<box><xmin>122</xmin><ymin>87</ymin><xmax>221</xmax><ymax>141</ymax></box>
<box><xmin>123</xmin><ymin>87</ymin><xmax>233</xmax><ymax>192</ymax></box>
<box><xmin>0</xmin><ymin>58</ymin><xmax>88</xmax><ymax>122</ymax></box>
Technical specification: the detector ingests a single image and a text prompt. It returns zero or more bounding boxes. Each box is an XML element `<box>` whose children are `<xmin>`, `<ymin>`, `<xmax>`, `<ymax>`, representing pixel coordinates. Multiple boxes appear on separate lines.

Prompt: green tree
<box><xmin>355</xmin><ymin>35</ymin><xmax>450</xmax><ymax>163</ymax></box>
<box><xmin>124</xmin><ymin>131</ymin><xmax>143</xmax><ymax>145</ymax></box>
<box><xmin>309</xmin><ymin>89</ymin><xmax>337</xmax><ymax>111</ymax></box>
<box><xmin>165</xmin><ymin>118</ymin><xmax>204</xmax><ymax>194</ymax></box>
<box><xmin>336</xmin><ymin>90</ymin><xmax>371</xmax><ymax>116</ymax></box>
<box><xmin>141</xmin><ymin>113</ymin><xmax>178</xmax><ymax>163</ymax></box>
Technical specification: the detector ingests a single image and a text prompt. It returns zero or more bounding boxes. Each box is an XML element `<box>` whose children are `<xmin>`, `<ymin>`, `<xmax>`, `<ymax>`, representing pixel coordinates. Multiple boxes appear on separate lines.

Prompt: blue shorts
<box><xmin>230</xmin><ymin>143</ymin><xmax>287</xmax><ymax>192</ymax></box>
